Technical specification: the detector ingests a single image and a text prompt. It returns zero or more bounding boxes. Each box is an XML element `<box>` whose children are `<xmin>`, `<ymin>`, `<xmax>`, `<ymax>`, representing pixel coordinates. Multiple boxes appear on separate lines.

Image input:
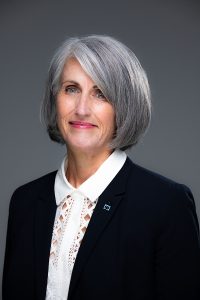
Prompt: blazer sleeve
<box><xmin>155</xmin><ymin>184</ymin><xmax>200</xmax><ymax>299</ymax></box>
<box><xmin>2</xmin><ymin>188</ymin><xmax>35</xmax><ymax>300</ymax></box>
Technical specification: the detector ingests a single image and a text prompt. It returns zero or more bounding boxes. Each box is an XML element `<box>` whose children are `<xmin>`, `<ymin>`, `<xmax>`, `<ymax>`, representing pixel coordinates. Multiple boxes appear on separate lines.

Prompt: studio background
<box><xmin>0</xmin><ymin>0</ymin><xmax>199</xmax><ymax>296</ymax></box>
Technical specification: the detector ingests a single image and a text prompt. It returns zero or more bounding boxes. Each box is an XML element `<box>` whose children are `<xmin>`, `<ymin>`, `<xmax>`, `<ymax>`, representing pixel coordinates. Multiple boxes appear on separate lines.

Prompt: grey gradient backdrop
<box><xmin>0</xmin><ymin>0</ymin><xmax>200</xmax><ymax>296</ymax></box>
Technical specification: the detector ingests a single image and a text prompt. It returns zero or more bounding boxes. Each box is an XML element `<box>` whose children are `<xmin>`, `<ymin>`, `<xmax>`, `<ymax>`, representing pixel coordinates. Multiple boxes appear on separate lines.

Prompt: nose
<box><xmin>75</xmin><ymin>93</ymin><xmax>91</xmax><ymax>117</ymax></box>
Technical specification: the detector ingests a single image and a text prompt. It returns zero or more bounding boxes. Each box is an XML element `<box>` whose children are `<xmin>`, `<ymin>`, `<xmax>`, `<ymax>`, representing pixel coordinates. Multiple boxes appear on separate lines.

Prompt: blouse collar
<box><xmin>54</xmin><ymin>149</ymin><xmax>127</xmax><ymax>205</ymax></box>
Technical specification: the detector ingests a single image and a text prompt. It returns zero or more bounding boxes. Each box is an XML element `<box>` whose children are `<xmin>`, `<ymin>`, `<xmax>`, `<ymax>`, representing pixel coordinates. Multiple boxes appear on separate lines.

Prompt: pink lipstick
<box><xmin>69</xmin><ymin>121</ymin><xmax>97</xmax><ymax>129</ymax></box>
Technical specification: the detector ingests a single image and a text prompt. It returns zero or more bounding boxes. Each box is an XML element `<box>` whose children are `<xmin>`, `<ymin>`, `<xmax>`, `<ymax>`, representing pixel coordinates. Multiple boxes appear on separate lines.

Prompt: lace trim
<box><xmin>46</xmin><ymin>194</ymin><xmax>97</xmax><ymax>299</ymax></box>
<box><xmin>68</xmin><ymin>197</ymin><xmax>97</xmax><ymax>272</ymax></box>
<box><xmin>49</xmin><ymin>195</ymin><xmax>74</xmax><ymax>267</ymax></box>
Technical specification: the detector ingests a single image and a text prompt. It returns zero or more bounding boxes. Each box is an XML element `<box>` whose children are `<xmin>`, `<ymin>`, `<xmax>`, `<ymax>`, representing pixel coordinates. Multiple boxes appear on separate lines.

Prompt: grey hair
<box><xmin>41</xmin><ymin>34</ymin><xmax>151</xmax><ymax>150</ymax></box>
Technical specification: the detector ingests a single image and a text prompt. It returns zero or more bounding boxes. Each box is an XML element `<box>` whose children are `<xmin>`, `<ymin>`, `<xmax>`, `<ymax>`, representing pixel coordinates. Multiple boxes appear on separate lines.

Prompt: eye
<box><xmin>94</xmin><ymin>88</ymin><xmax>106</xmax><ymax>100</ymax></box>
<box><xmin>64</xmin><ymin>85</ymin><xmax>79</xmax><ymax>94</ymax></box>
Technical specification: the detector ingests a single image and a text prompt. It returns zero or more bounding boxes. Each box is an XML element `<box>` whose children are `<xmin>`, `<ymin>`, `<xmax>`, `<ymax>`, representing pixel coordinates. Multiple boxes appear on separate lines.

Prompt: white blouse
<box><xmin>45</xmin><ymin>149</ymin><xmax>127</xmax><ymax>300</ymax></box>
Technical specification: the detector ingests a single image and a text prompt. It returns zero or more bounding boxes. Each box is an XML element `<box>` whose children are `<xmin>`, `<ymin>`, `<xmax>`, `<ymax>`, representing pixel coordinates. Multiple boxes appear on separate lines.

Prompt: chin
<box><xmin>67</xmin><ymin>142</ymin><xmax>110</xmax><ymax>154</ymax></box>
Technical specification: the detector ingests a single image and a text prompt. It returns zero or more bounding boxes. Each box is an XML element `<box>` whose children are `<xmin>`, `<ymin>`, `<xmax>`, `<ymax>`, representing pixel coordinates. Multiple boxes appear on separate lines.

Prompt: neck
<box><xmin>66</xmin><ymin>148</ymin><xmax>113</xmax><ymax>188</ymax></box>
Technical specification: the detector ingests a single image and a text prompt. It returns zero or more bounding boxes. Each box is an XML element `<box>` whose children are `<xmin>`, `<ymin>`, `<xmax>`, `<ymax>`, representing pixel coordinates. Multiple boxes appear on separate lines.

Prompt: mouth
<box><xmin>69</xmin><ymin>121</ymin><xmax>97</xmax><ymax>129</ymax></box>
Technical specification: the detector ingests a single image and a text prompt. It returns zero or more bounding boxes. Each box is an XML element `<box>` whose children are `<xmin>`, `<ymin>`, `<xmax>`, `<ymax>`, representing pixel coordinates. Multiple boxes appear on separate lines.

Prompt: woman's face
<box><xmin>56</xmin><ymin>58</ymin><xmax>115</xmax><ymax>155</ymax></box>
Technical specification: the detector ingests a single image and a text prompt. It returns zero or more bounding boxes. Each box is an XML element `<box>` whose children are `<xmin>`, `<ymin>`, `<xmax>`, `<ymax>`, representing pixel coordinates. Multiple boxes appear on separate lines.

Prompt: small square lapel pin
<box><xmin>103</xmin><ymin>203</ymin><xmax>111</xmax><ymax>211</ymax></box>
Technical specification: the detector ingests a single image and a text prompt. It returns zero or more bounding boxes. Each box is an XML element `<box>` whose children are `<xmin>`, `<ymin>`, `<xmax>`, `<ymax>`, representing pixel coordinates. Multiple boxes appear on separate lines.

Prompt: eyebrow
<box><xmin>61</xmin><ymin>80</ymin><xmax>98</xmax><ymax>89</ymax></box>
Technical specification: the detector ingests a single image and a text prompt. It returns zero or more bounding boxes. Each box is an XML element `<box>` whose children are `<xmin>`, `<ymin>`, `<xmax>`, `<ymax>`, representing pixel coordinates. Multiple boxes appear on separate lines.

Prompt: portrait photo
<box><xmin>1</xmin><ymin>1</ymin><xmax>200</xmax><ymax>299</ymax></box>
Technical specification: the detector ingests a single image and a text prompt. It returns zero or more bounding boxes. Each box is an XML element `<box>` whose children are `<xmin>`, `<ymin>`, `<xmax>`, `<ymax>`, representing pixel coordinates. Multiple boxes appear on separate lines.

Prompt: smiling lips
<box><xmin>69</xmin><ymin>121</ymin><xmax>97</xmax><ymax>129</ymax></box>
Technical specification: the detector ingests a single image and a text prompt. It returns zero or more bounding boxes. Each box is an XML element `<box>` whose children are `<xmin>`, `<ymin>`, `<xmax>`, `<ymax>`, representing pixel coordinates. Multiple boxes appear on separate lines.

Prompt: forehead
<box><xmin>61</xmin><ymin>58</ymin><xmax>88</xmax><ymax>80</ymax></box>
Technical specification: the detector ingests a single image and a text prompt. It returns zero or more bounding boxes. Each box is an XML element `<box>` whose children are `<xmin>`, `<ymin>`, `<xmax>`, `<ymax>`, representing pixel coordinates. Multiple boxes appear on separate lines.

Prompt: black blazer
<box><xmin>2</xmin><ymin>157</ymin><xmax>200</xmax><ymax>300</ymax></box>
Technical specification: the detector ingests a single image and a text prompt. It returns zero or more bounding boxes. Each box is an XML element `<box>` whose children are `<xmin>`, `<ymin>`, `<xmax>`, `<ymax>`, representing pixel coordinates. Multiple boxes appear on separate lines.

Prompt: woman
<box><xmin>3</xmin><ymin>35</ymin><xmax>200</xmax><ymax>300</ymax></box>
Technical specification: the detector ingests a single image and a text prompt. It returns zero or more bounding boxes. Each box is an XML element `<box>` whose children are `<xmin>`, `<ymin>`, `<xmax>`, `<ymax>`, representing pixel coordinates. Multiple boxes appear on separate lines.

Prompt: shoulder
<box><xmin>13</xmin><ymin>170</ymin><xmax>57</xmax><ymax>195</ymax></box>
<box><xmin>125</xmin><ymin>156</ymin><xmax>196</xmax><ymax>215</ymax></box>
<box><xmin>126</xmin><ymin>156</ymin><xmax>181</xmax><ymax>187</ymax></box>
<box><xmin>9</xmin><ymin>170</ymin><xmax>57</xmax><ymax>209</ymax></box>
<box><xmin>126</xmin><ymin>156</ymin><xmax>191</xmax><ymax>193</ymax></box>
<box><xmin>124</xmin><ymin>157</ymin><xmax>199</xmax><ymax>237</ymax></box>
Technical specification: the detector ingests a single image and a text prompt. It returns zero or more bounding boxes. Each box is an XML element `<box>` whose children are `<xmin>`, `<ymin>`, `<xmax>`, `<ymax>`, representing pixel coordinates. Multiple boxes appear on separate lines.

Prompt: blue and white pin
<box><xmin>103</xmin><ymin>202</ymin><xmax>111</xmax><ymax>211</ymax></box>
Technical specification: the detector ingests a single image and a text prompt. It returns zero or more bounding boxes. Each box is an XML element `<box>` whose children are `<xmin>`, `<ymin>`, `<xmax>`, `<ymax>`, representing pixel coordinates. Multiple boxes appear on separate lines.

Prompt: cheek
<box><xmin>103</xmin><ymin>111</ymin><xmax>116</xmax><ymax>134</ymax></box>
<box><xmin>56</xmin><ymin>98</ymin><xmax>63</xmax><ymax>118</ymax></box>
<box><xmin>56</xmin><ymin>98</ymin><xmax>72</xmax><ymax>119</ymax></box>
<box><xmin>107</xmin><ymin>107</ymin><xmax>116</xmax><ymax>127</ymax></box>
<box><xmin>97</xmin><ymin>103</ymin><xmax>115</xmax><ymax>123</ymax></box>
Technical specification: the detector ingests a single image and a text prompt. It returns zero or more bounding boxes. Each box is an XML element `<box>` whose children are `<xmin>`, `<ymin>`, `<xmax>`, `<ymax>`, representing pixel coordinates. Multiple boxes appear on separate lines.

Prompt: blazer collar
<box><xmin>68</xmin><ymin>157</ymin><xmax>132</xmax><ymax>299</ymax></box>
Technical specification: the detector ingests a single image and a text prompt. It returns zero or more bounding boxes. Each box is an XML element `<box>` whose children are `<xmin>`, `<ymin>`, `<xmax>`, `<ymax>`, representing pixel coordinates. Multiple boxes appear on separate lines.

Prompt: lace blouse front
<box><xmin>45</xmin><ymin>150</ymin><xmax>127</xmax><ymax>300</ymax></box>
<box><xmin>46</xmin><ymin>191</ymin><xmax>97</xmax><ymax>300</ymax></box>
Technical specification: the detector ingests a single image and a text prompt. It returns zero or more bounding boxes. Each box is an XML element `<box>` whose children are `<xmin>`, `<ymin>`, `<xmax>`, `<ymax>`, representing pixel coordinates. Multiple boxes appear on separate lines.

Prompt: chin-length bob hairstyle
<box><xmin>41</xmin><ymin>35</ymin><xmax>151</xmax><ymax>150</ymax></box>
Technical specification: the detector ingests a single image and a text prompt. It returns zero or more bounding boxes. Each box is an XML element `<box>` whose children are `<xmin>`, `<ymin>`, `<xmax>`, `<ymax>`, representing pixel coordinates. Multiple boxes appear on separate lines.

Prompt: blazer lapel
<box><xmin>68</xmin><ymin>158</ymin><xmax>132</xmax><ymax>299</ymax></box>
<box><xmin>34</xmin><ymin>172</ymin><xmax>57</xmax><ymax>300</ymax></box>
